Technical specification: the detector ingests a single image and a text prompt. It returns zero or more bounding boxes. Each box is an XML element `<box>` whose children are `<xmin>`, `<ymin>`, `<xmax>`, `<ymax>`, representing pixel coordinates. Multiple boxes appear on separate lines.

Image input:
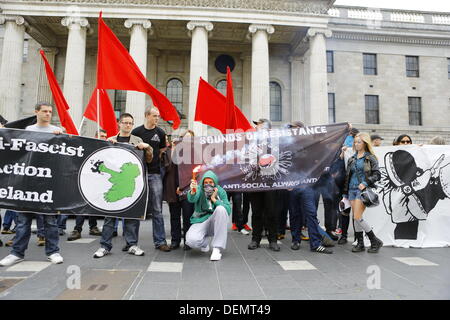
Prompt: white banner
<box><xmin>347</xmin><ymin>145</ymin><xmax>450</xmax><ymax>248</ymax></box>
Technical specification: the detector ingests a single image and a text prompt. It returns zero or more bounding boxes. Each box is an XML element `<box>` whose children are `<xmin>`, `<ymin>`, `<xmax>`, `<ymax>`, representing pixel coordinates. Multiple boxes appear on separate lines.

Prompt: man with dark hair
<box><xmin>93</xmin><ymin>113</ymin><xmax>153</xmax><ymax>258</ymax></box>
<box><xmin>0</xmin><ymin>103</ymin><xmax>64</xmax><ymax>267</ymax></box>
<box><xmin>131</xmin><ymin>107</ymin><xmax>171</xmax><ymax>252</ymax></box>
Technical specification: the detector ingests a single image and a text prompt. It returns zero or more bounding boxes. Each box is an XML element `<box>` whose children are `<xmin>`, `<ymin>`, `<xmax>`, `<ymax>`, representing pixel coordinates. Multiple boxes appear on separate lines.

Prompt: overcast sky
<box><xmin>333</xmin><ymin>0</ymin><xmax>450</xmax><ymax>13</ymax></box>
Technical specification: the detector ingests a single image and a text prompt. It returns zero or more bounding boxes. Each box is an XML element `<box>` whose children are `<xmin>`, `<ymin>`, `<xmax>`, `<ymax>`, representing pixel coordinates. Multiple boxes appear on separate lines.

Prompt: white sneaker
<box><xmin>200</xmin><ymin>244</ymin><xmax>210</xmax><ymax>253</ymax></box>
<box><xmin>47</xmin><ymin>253</ymin><xmax>64</xmax><ymax>264</ymax></box>
<box><xmin>93</xmin><ymin>248</ymin><xmax>109</xmax><ymax>259</ymax></box>
<box><xmin>210</xmin><ymin>248</ymin><xmax>222</xmax><ymax>261</ymax></box>
<box><xmin>128</xmin><ymin>245</ymin><xmax>145</xmax><ymax>256</ymax></box>
<box><xmin>0</xmin><ymin>254</ymin><xmax>24</xmax><ymax>267</ymax></box>
<box><xmin>240</xmin><ymin>229</ymin><xmax>250</xmax><ymax>235</ymax></box>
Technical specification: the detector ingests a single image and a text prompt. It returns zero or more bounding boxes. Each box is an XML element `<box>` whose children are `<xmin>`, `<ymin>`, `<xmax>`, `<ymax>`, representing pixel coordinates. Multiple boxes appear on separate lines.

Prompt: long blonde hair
<box><xmin>353</xmin><ymin>132</ymin><xmax>377</xmax><ymax>159</ymax></box>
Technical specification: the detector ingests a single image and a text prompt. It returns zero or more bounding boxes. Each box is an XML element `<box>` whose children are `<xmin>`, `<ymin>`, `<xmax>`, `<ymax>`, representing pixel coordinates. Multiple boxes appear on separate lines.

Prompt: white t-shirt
<box><xmin>25</xmin><ymin>124</ymin><xmax>62</xmax><ymax>133</ymax></box>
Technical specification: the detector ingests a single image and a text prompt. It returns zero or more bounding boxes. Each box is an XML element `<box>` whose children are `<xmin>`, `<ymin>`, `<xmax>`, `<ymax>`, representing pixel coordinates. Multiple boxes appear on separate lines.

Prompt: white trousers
<box><xmin>185</xmin><ymin>206</ymin><xmax>229</xmax><ymax>250</ymax></box>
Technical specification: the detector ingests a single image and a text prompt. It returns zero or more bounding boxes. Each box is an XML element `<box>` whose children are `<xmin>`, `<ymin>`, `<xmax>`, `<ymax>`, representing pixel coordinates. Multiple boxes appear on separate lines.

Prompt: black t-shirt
<box><xmin>131</xmin><ymin>125</ymin><xmax>166</xmax><ymax>174</ymax></box>
<box><xmin>116</xmin><ymin>135</ymin><xmax>131</xmax><ymax>143</ymax></box>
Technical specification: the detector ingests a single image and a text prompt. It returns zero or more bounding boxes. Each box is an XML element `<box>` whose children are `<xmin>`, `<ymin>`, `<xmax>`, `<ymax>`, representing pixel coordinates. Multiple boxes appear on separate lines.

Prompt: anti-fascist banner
<box><xmin>353</xmin><ymin>145</ymin><xmax>450</xmax><ymax>248</ymax></box>
<box><xmin>176</xmin><ymin>123</ymin><xmax>349</xmax><ymax>192</ymax></box>
<box><xmin>0</xmin><ymin>128</ymin><xmax>148</xmax><ymax>219</ymax></box>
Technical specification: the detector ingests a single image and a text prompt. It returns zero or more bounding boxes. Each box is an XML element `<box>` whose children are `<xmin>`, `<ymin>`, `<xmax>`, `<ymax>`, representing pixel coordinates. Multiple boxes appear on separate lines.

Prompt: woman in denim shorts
<box><xmin>342</xmin><ymin>133</ymin><xmax>383</xmax><ymax>253</ymax></box>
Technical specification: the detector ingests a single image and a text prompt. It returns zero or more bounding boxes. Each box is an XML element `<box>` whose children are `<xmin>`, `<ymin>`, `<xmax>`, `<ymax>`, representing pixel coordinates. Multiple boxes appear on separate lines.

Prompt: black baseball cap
<box><xmin>371</xmin><ymin>134</ymin><xmax>384</xmax><ymax>140</ymax></box>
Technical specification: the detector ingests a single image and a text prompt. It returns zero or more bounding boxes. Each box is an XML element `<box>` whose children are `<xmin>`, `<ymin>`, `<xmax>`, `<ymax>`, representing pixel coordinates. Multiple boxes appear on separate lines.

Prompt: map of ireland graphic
<box><xmin>91</xmin><ymin>160</ymin><xmax>140</xmax><ymax>202</ymax></box>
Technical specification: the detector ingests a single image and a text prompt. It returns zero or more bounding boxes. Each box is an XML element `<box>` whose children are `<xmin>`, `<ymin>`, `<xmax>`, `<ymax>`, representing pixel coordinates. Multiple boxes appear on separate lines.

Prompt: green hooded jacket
<box><xmin>187</xmin><ymin>170</ymin><xmax>231</xmax><ymax>224</ymax></box>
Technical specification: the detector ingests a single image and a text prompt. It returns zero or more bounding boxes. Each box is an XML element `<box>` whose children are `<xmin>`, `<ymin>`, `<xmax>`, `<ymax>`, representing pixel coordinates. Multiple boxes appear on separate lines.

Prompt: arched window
<box><xmin>166</xmin><ymin>78</ymin><xmax>183</xmax><ymax>112</ymax></box>
<box><xmin>270</xmin><ymin>81</ymin><xmax>282</xmax><ymax>121</ymax></box>
<box><xmin>216</xmin><ymin>80</ymin><xmax>227</xmax><ymax>95</ymax></box>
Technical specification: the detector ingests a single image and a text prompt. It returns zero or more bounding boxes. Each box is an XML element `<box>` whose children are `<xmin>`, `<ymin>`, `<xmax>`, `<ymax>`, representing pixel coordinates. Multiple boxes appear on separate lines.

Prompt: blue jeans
<box><xmin>147</xmin><ymin>173</ymin><xmax>167</xmax><ymax>247</ymax></box>
<box><xmin>289</xmin><ymin>187</ymin><xmax>322</xmax><ymax>250</ymax></box>
<box><xmin>100</xmin><ymin>217</ymin><xmax>140</xmax><ymax>251</ymax></box>
<box><xmin>348</xmin><ymin>188</ymin><xmax>362</xmax><ymax>201</ymax></box>
<box><xmin>57</xmin><ymin>215</ymin><xmax>68</xmax><ymax>230</ymax></box>
<box><xmin>36</xmin><ymin>214</ymin><xmax>45</xmax><ymax>238</ymax></box>
<box><xmin>3</xmin><ymin>210</ymin><xmax>18</xmax><ymax>230</ymax></box>
<box><xmin>12</xmin><ymin>213</ymin><xmax>60</xmax><ymax>258</ymax></box>
<box><xmin>114</xmin><ymin>218</ymin><xmax>125</xmax><ymax>232</ymax></box>
<box><xmin>74</xmin><ymin>215</ymin><xmax>99</xmax><ymax>232</ymax></box>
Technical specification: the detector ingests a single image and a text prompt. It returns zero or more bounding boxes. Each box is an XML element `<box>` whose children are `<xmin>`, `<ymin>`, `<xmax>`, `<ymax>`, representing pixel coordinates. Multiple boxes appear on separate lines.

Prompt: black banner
<box><xmin>0</xmin><ymin>128</ymin><xmax>148</xmax><ymax>219</ymax></box>
<box><xmin>176</xmin><ymin>123</ymin><xmax>349</xmax><ymax>192</ymax></box>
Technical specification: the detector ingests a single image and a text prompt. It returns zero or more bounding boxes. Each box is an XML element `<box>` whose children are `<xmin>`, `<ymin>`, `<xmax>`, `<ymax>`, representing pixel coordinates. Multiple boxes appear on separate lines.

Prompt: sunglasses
<box><xmin>399</xmin><ymin>139</ymin><xmax>412</xmax><ymax>144</ymax></box>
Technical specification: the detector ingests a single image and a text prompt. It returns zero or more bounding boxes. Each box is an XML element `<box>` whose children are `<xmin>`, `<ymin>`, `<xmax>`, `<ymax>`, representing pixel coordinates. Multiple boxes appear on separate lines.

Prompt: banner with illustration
<box><xmin>175</xmin><ymin>123</ymin><xmax>349</xmax><ymax>192</ymax></box>
<box><xmin>0</xmin><ymin>128</ymin><xmax>148</xmax><ymax>219</ymax></box>
<box><xmin>358</xmin><ymin>145</ymin><xmax>450</xmax><ymax>248</ymax></box>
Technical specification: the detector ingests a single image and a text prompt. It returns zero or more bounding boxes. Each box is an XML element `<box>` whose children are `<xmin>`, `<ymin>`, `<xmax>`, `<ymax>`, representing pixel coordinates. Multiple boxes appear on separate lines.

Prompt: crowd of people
<box><xmin>0</xmin><ymin>102</ymin><xmax>447</xmax><ymax>266</ymax></box>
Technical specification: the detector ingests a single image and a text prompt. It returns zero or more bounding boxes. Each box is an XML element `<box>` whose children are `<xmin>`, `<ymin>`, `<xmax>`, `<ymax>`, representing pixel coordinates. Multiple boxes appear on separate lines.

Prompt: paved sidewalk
<box><xmin>0</xmin><ymin>205</ymin><xmax>448</xmax><ymax>300</ymax></box>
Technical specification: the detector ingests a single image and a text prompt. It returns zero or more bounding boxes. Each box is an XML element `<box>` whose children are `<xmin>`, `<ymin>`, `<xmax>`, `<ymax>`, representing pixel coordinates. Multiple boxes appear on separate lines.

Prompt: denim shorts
<box><xmin>348</xmin><ymin>188</ymin><xmax>362</xmax><ymax>201</ymax></box>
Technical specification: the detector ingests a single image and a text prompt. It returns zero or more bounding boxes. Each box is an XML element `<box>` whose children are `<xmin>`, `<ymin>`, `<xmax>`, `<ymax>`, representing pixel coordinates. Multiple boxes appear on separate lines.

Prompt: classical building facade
<box><xmin>1</xmin><ymin>0</ymin><xmax>449</xmax><ymax>143</ymax></box>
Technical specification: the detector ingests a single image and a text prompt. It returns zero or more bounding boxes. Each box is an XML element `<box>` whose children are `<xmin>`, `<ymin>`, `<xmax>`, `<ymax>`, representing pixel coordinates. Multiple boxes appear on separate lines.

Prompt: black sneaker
<box><xmin>337</xmin><ymin>235</ymin><xmax>348</xmax><ymax>245</ymax></box>
<box><xmin>326</xmin><ymin>231</ymin><xmax>339</xmax><ymax>241</ymax></box>
<box><xmin>312</xmin><ymin>245</ymin><xmax>333</xmax><ymax>254</ymax></box>
<box><xmin>248</xmin><ymin>241</ymin><xmax>260</xmax><ymax>250</ymax></box>
<box><xmin>112</xmin><ymin>231</ymin><xmax>118</xmax><ymax>237</ymax></box>
<box><xmin>291</xmin><ymin>241</ymin><xmax>300</xmax><ymax>250</ymax></box>
<box><xmin>0</xmin><ymin>239</ymin><xmax>3</xmax><ymax>247</ymax></box>
<box><xmin>122</xmin><ymin>244</ymin><xmax>131</xmax><ymax>252</ymax></box>
<box><xmin>170</xmin><ymin>242</ymin><xmax>180</xmax><ymax>250</ymax></box>
<box><xmin>183</xmin><ymin>244</ymin><xmax>191</xmax><ymax>251</ymax></box>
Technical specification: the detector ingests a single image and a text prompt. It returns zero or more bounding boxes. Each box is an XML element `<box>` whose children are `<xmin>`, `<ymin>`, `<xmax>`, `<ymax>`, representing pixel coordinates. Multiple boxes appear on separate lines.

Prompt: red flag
<box><xmin>225</xmin><ymin>67</ymin><xmax>237</xmax><ymax>130</ymax></box>
<box><xmin>39</xmin><ymin>50</ymin><xmax>79</xmax><ymax>135</ymax></box>
<box><xmin>195</xmin><ymin>77</ymin><xmax>252</xmax><ymax>134</ymax></box>
<box><xmin>96</xmin><ymin>13</ymin><xmax>180</xmax><ymax>129</ymax></box>
<box><xmin>83</xmin><ymin>88</ymin><xmax>118</xmax><ymax>137</ymax></box>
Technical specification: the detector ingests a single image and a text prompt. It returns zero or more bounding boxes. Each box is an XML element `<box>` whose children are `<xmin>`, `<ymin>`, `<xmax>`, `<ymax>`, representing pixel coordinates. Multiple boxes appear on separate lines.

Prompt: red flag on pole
<box><xmin>195</xmin><ymin>77</ymin><xmax>252</xmax><ymax>134</ymax></box>
<box><xmin>83</xmin><ymin>88</ymin><xmax>118</xmax><ymax>137</ymax></box>
<box><xmin>96</xmin><ymin>12</ymin><xmax>180</xmax><ymax>129</ymax></box>
<box><xmin>39</xmin><ymin>50</ymin><xmax>79</xmax><ymax>135</ymax></box>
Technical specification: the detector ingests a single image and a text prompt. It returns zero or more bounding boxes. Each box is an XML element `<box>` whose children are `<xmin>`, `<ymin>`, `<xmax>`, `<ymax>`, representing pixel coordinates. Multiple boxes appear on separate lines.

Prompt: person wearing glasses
<box><xmin>395</xmin><ymin>134</ymin><xmax>413</xmax><ymax>145</ymax></box>
<box><xmin>92</xmin><ymin>113</ymin><xmax>153</xmax><ymax>258</ymax></box>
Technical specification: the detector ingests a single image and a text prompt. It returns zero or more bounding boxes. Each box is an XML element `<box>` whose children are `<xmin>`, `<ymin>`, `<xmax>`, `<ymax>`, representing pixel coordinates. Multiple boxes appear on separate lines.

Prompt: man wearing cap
<box><xmin>371</xmin><ymin>134</ymin><xmax>384</xmax><ymax>147</ymax></box>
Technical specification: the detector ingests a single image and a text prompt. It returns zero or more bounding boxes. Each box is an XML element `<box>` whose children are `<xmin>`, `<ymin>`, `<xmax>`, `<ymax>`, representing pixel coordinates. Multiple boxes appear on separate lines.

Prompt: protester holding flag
<box><xmin>343</xmin><ymin>132</ymin><xmax>383</xmax><ymax>253</ymax></box>
<box><xmin>93</xmin><ymin>113</ymin><xmax>152</xmax><ymax>258</ymax></box>
<box><xmin>0</xmin><ymin>102</ymin><xmax>64</xmax><ymax>267</ymax></box>
<box><xmin>132</xmin><ymin>106</ymin><xmax>171</xmax><ymax>252</ymax></box>
<box><xmin>185</xmin><ymin>170</ymin><xmax>231</xmax><ymax>261</ymax></box>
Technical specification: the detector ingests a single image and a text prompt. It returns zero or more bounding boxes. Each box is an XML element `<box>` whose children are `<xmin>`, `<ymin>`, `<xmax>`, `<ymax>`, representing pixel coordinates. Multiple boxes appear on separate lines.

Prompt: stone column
<box><xmin>124</xmin><ymin>19</ymin><xmax>152</xmax><ymax>125</ymax></box>
<box><xmin>248</xmin><ymin>24</ymin><xmax>274</xmax><ymax>122</ymax></box>
<box><xmin>0</xmin><ymin>16</ymin><xmax>27</xmax><ymax>122</ymax></box>
<box><xmin>61</xmin><ymin>16</ymin><xmax>89</xmax><ymax>127</ymax></box>
<box><xmin>187</xmin><ymin>21</ymin><xmax>213</xmax><ymax>136</ymax></box>
<box><xmin>307</xmin><ymin>28</ymin><xmax>332</xmax><ymax>125</ymax></box>
<box><xmin>240</xmin><ymin>52</ymin><xmax>252</xmax><ymax>120</ymax></box>
<box><xmin>289</xmin><ymin>55</ymin><xmax>304</xmax><ymax>122</ymax></box>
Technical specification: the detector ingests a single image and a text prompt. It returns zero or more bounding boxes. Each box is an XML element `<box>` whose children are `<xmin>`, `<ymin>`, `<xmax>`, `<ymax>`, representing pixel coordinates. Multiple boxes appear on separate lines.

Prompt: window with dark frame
<box><xmin>166</xmin><ymin>78</ymin><xmax>183</xmax><ymax>113</ymax></box>
<box><xmin>326</xmin><ymin>51</ymin><xmax>334</xmax><ymax>73</ymax></box>
<box><xmin>365</xmin><ymin>95</ymin><xmax>379</xmax><ymax>124</ymax></box>
<box><xmin>113</xmin><ymin>90</ymin><xmax>126</xmax><ymax>119</ymax></box>
<box><xmin>406</xmin><ymin>56</ymin><xmax>419</xmax><ymax>77</ymax></box>
<box><xmin>328</xmin><ymin>93</ymin><xmax>336</xmax><ymax>123</ymax></box>
<box><xmin>269</xmin><ymin>81</ymin><xmax>282</xmax><ymax>121</ymax></box>
<box><xmin>363</xmin><ymin>53</ymin><xmax>377</xmax><ymax>75</ymax></box>
<box><xmin>408</xmin><ymin>97</ymin><xmax>422</xmax><ymax>126</ymax></box>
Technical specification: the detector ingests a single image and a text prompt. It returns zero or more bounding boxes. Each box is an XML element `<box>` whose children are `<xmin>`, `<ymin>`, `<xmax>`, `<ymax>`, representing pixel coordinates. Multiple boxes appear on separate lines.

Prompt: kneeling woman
<box><xmin>343</xmin><ymin>132</ymin><xmax>383</xmax><ymax>253</ymax></box>
<box><xmin>186</xmin><ymin>171</ymin><xmax>231</xmax><ymax>261</ymax></box>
